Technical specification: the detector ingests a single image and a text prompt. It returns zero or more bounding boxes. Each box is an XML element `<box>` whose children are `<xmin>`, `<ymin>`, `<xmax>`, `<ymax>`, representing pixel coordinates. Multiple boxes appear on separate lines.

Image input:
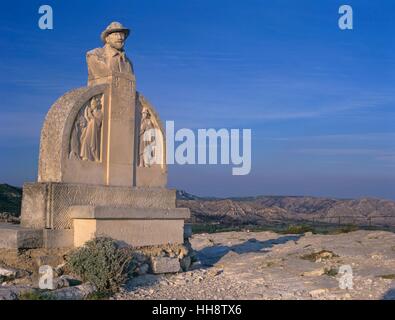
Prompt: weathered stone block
<box><xmin>0</xmin><ymin>224</ymin><xmax>43</xmax><ymax>249</ymax></box>
<box><xmin>73</xmin><ymin>218</ymin><xmax>185</xmax><ymax>248</ymax></box>
<box><xmin>43</xmin><ymin>229</ymin><xmax>74</xmax><ymax>249</ymax></box>
<box><xmin>150</xmin><ymin>256</ymin><xmax>181</xmax><ymax>274</ymax></box>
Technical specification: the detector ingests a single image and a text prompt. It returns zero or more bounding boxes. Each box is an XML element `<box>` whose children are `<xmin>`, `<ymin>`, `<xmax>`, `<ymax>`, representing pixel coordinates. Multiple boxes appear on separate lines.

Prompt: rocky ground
<box><xmin>114</xmin><ymin>230</ymin><xmax>395</xmax><ymax>300</ymax></box>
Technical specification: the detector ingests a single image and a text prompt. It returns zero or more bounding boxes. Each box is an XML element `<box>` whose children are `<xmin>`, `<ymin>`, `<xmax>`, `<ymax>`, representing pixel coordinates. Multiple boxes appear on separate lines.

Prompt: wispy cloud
<box><xmin>296</xmin><ymin>148</ymin><xmax>395</xmax><ymax>163</ymax></box>
<box><xmin>262</xmin><ymin>132</ymin><xmax>395</xmax><ymax>142</ymax></box>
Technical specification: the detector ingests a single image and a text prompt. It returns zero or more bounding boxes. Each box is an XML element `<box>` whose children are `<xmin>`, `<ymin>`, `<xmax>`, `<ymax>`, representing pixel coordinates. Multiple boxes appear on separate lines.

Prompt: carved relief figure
<box><xmin>69</xmin><ymin>116</ymin><xmax>86</xmax><ymax>160</ymax></box>
<box><xmin>69</xmin><ymin>95</ymin><xmax>103</xmax><ymax>162</ymax></box>
<box><xmin>80</xmin><ymin>97</ymin><xmax>103</xmax><ymax>162</ymax></box>
<box><xmin>87</xmin><ymin>22</ymin><xmax>134</xmax><ymax>82</ymax></box>
<box><xmin>139</xmin><ymin>108</ymin><xmax>156</xmax><ymax>167</ymax></box>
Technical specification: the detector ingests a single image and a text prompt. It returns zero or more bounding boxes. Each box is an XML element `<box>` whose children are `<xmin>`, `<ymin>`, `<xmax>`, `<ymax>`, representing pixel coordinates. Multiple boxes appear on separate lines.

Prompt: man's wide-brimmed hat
<box><xmin>101</xmin><ymin>21</ymin><xmax>130</xmax><ymax>43</ymax></box>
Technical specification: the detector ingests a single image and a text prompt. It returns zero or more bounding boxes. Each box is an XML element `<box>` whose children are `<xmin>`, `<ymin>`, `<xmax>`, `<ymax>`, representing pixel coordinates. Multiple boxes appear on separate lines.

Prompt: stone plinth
<box><xmin>21</xmin><ymin>182</ymin><xmax>177</xmax><ymax>230</ymax></box>
<box><xmin>71</xmin><ymin>206</ymin><xmax>189</xmax><ymax>247</ymax></box>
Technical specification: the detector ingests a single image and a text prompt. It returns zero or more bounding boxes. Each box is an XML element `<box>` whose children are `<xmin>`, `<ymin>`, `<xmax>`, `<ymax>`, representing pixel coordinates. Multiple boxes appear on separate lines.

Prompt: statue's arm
<box><xmin>84</xmin><ymin>107</ymin><xmax>91</xmax><ymax>121</ymax></box>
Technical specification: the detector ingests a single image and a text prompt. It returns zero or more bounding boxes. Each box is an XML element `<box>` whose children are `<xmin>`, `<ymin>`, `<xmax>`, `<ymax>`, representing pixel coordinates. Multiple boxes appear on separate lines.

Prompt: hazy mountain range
<box><xmin>176</xmin><ymin>190</ymin><xmax>395</xmax><ymax>227</ymax></box>
<box><xmin>1</xmin><ymin>185</ymin><xmax>395</xmax><ymax>227</ymax></box>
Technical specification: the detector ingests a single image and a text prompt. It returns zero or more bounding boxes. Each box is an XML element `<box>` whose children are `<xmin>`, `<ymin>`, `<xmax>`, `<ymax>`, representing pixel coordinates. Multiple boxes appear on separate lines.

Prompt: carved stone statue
<box><xmin>69</xmin><ymin>114</ymin><xmax>86</xmax><ymax>160</ymax></box>
<box><xmin>80</xmin><ymin>96</ymin><xmax>103</xmax><ymax>162</ymax></box>
<box><xmin>139</xmin><ymin>108</ymin><xmax>156</xmax><ymax>167</ymax></box>
<box><xmin>12</xmin><ymin>21</ymin><xmax>188</xmax><ymax>252</ymax></box>
<box><xmin>69</xmin><ymin>95</ymin><xmax>103</xmax><ymax>162</ymax></box>
<box><xmin>87</xmin><ymin>22</ymin><xmax>134</xmax><ymax>82</ymax></box>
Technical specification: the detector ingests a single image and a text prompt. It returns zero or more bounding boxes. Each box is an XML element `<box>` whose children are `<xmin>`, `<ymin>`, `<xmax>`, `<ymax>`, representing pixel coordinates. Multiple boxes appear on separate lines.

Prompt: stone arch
<box><xmin>38</xmin><ymin>84</ymin><xmax>109</xmax><ymax>184</ymax></box>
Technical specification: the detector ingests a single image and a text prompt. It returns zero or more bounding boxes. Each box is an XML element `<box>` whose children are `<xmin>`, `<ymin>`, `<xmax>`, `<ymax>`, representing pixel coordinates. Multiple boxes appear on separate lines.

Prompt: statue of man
<box><xmin>87</xmin><ymin>21</ymin><xmax>134</xmax><ymax>83</ymax></box>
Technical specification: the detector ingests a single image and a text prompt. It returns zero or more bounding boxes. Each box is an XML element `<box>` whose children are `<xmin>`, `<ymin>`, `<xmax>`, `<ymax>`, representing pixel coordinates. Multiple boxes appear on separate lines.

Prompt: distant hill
<box><xmin>177</xmin><ymin>191</ymin><xmax>395</xmax><ymax>228</ymax></box>
<box><xmin>1</xmin><ymin>186</ymin><xmax>394</xmax><ymax>228</ymax></box>
<box><xmin>0</xmin><ymin>184</ymin><xmax>22</xmax><ymax>217</ymax></box>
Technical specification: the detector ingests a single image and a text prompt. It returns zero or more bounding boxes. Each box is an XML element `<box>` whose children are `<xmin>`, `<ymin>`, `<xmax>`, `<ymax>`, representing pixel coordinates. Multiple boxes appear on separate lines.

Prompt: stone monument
<box><xmin>0</xmin><ymin>22</ymin><xmax>190</xmax><ymax>249</ymax></box>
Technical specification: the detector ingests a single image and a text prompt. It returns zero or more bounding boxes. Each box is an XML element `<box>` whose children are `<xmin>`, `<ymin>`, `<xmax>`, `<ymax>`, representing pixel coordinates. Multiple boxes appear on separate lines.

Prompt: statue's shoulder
<box><xmin>86</xmin><ymin>47</ymin><xmax>105</xmax><ymax>61</ymax></box>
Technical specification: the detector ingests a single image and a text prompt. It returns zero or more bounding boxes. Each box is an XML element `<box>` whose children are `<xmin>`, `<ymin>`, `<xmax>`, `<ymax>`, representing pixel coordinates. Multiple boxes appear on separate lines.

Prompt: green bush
<box><xmin>66</xmin><ymin>237</ymin><xmax>133</xmax><ymax>293</ymax></box>
<box><xmin>18</xmin><ymin>290</ymin><xmax>55</xmax><ymax>300</ymax></box>
<box><xmin>281</xmin><ymin>224</ymin><xmax>314</xmax><ymax>234</ymax></box>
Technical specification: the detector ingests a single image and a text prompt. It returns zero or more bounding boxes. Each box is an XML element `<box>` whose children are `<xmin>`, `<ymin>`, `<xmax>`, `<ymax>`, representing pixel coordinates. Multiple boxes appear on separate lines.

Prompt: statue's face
<box><xmin>106</xmin><ymin>31</ymin><xmax>126</xmax><ymax>50</ymax></box>
<box><xmin>91</xmin><ymin>99</ymin><xmax>100</xmax><ymax>110</ymax></box>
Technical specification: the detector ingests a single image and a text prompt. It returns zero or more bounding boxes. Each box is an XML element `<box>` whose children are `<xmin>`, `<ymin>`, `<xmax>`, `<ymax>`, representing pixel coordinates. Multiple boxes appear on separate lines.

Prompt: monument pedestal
<box><xmin>70</xmin><ymin>206</ymin><xmax>189</xmax><ymax>247</ymax></box>
<box><xmin>18</xmin><ymin>182</ymin><xmax>188</xmax><ymax>248</ymax></box>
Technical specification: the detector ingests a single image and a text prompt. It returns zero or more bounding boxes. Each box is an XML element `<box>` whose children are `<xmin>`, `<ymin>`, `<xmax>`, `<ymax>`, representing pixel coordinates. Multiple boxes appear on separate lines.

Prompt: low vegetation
<box><xmin>18</xmin><ymin>290</ymin><xmax>55</xmax><ymax>300</ymax></box>
<box><xmin>378</xmin><ymin>274</ymin><xmax>395</xmax><ymax>280</ymax></box>
<box><xmin>191</xmin><ymin>222</ymin><xmax>366</xmax><ymax>235</ymax></box>
<box><xmin>279</xmin><ymin>224</ymin><xmax>314</xmax><ymax>234</ymax></box>
<box><xmin>66</xmin><ymin>237</ymin><xmax>134</xmax><ymax>294</ymax></box>
<box><xmin>301</xmin><ymin>250</ymin><xmax>338</xmax><ymax>262</ymax></box>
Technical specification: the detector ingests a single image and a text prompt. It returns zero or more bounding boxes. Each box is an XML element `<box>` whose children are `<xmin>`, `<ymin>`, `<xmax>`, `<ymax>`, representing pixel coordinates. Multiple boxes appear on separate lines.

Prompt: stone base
<box><xmin>71</xmin><ymin>206</ymin><xmax>189</xmax><ymax>247</ymax></box>
<box><xmin>21</xmin><ymin>182</ymin><xmax>178</xmax><ymax>230</ymax></box>
<box><xmin>17</xmin><ymin>182</ymin><xmax>190</xmax><ymax>249</ymax></box>
<box><xmin>0</xmin><ymin>223</ymin><xmax>43</xmax><ymax>249</ymax></box>
<box><xmin>73</xmin><ymin>219</ymin><xmax>185</xmax><ymax>248</ymax></box>
<box><xmin>43</xmin><ymin>229</ymin><xmax>74</xmax><ymax>249</ymax></box>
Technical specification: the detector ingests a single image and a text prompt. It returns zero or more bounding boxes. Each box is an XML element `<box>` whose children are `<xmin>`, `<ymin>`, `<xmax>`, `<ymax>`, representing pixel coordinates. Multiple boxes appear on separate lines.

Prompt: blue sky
<box><xmin>0</xmin><ymin>0</ymin><xmax>395</xmax><ymax>199</ymax></box>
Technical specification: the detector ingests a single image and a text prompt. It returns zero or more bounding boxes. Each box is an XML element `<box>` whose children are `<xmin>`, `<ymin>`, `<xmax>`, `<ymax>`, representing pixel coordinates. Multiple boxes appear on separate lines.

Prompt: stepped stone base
<box><xmin>71</xmin><ymin>206</ymin><xmax>189</xmax><ymax>247</ymax></box>
<box><xmin>21</xmin><ymin>182</ymin><xmax>178</xmax><ymax>230</ymax></box>
<box><xmin>6</xmin><ymin>182</ymin><xmax>190</xmax><ymax>249</ymax></box>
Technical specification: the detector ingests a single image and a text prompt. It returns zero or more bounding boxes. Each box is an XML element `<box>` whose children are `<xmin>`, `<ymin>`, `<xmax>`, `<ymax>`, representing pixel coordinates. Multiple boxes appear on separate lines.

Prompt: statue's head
<box><xmin>142</xmin><ymin>108</ymin><xmax>150</xmax><ymax>119</ymax></box>
<box><xmin>90</xmin><ymin>96</ymin><xmax>101</xmax><ymax>110</ymax></box>
<box><xmin>101</xmin><ymin>22</ymin><xmax>130</xmax><ymax>50</ymax></box>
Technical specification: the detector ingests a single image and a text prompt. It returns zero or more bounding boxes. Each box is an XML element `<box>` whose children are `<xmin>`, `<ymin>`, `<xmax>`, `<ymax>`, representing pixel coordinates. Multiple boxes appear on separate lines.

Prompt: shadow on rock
<box><xmin>197</xmin><ymin>235</ymin><xmax>302</xmax><ymax>266</ymax></box>
<box><xmin>382</xmin><ymin>288</ymin><xmax>395</xmax><ymax>300</ymax></box>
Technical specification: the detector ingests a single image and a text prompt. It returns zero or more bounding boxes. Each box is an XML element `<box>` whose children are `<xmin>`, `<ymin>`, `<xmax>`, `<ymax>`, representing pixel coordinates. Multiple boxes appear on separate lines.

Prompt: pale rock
<box><xmin>302</xmin><ymin>268</ymin><xmax>326</xmax><ymax>277</ymax></box>
<box><xmin>0</xmin><ymin>288</ymin><xmax>18</xmax><ymax>300</ymax></box>
<box><xmin>309</xmin><ymin>288</ymin><xmax>328</xmax><ymax>298</ymax></box>
<box><xmin>150</xmin><ymin>257</ymin><xmax>181</xmax><ymax>274</ymax></box>
<box><xmin>51</xmin><ymin>283</ymin><xmax>96</xmax><ymax>300</ymax></box>
<box><xmin>0</xmin><ymin>266</ymin><xmax>17</xmax><ymax>278</ymax></box>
